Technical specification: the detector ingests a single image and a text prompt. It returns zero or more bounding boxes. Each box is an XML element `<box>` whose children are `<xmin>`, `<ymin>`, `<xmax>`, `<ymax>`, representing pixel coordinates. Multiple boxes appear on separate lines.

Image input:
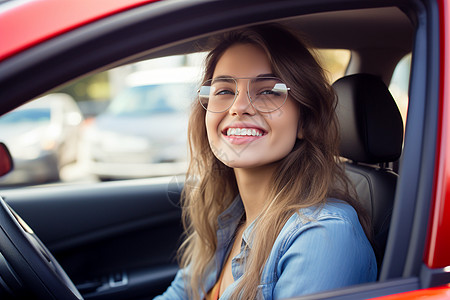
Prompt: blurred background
<box><xmin>0</xmin><ymin>50</ymin><xmax>410</xmax><ymax>187</ymax></box>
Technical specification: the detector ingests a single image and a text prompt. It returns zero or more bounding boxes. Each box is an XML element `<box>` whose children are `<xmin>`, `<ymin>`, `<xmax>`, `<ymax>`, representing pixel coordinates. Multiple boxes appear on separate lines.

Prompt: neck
<box><xmin>234</xmin><ymin>163</ymin><xmax>278</xmax><ymax>224</ymax></box>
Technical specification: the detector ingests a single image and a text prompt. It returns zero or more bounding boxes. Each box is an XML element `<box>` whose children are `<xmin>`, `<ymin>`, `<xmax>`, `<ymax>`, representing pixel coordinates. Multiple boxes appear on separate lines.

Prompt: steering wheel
<box><xmin>0</xmin><ymin>196</ymin><xmax>83</xmax><ymax>299</ymax></box>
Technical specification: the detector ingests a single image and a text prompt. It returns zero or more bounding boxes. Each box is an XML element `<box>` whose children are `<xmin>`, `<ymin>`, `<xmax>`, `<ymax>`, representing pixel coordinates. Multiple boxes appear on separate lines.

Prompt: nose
<box><xmin>228</xmin><ymin>82</ymin><xmax>256</xmax><ymax>116</ymax></box>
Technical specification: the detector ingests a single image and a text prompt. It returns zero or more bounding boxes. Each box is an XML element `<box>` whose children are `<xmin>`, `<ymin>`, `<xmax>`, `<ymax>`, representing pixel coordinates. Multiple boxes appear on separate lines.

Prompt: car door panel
<box><xmin>1</xmin><ymin>177</ymin><xmax>183</xmax><ymax>299</ymax></box>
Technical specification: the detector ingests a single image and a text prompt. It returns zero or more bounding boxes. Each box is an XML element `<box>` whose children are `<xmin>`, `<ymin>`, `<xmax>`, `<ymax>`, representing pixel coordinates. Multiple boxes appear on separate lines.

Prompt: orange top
<box><xmin>205</xmin><ymin>270</ymin><xmax>224</xmax><ymax>300</ymax></box>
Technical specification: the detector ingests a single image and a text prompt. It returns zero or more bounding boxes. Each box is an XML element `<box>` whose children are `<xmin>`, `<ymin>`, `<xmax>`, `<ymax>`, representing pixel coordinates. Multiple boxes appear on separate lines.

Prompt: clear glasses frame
<box><xmin>197</xmin><ymin>77</ymin><xmax>290</xmax><ymax>113</ymax></box>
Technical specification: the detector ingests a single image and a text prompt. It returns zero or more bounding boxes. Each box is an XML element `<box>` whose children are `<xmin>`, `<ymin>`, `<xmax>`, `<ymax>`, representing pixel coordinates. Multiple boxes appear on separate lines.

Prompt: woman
<box><xmin>155</xmin><ymin>24</ymin><xmax>376</xmax><ymax>300</ymax></box>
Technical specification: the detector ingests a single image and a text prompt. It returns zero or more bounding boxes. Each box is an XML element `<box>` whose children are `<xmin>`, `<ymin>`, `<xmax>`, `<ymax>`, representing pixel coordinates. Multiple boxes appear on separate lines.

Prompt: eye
<box><xmin>260</xmin><ymin>89</ymin><xmax>274</xmax><ymax>95</ymax></box>
<box><xmin>258</xmin><ymin>89</ymin><xmax>281</xmax><ymax>96</ymax></box>
<box><xmin>215</xmin><ymin>89</ymin><xmax>235</xmax><ymax>96</ymax></box>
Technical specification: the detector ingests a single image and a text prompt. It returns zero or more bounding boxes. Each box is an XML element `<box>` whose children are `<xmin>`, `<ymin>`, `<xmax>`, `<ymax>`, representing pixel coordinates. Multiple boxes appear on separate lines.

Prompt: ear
<box><xmin>296</xmin><ymin>106</ymin><xmax>303</xmax><ymax>139</ymax></box>
<box><xmin>297</xmin><ymin>112</ymin><xmax>303</xmax><ymax>139</ymax></box>
<box><xmin>297</xmin><ymin>127</ymin><xmax>303</xmax><ymax>139</ymax></box>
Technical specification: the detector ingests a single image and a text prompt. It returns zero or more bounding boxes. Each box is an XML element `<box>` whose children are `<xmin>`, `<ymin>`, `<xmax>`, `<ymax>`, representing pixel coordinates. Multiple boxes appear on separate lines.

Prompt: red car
<box><xmin>0</xmin><ymin>0</ymin><xmax>449</xmax><ymax>299</ymax></box>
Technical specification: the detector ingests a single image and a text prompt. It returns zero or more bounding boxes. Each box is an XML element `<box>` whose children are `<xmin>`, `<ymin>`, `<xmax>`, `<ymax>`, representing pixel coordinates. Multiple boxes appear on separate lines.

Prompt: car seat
<box><xmin>332</xmin><ymin>73</ymin><xmax>404</xmax><ymax>273</ymax></box>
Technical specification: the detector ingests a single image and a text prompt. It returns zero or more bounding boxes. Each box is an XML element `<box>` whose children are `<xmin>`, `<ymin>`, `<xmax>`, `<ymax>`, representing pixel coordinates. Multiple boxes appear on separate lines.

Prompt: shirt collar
<box><xmin>242</xmin><ymin>216</ymin><xmax>258</xmax><ymax>249</ymax></box>
<box><xmin>217</xmin><ymin>195</ymin><xmax>244</xmax><ymax>228</ymax></box>
<box><xmin>217</xmin><ymin>195</ymin><xmax>261</xmax><ymax>249</ymax></box>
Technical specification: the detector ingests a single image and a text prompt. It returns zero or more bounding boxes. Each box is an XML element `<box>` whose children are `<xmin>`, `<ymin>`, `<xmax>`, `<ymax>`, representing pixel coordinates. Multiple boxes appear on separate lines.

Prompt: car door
<box><xmin>4</xmin><ymin>177</ymin><xmax>183</xmax><ymax>300</ymax></box>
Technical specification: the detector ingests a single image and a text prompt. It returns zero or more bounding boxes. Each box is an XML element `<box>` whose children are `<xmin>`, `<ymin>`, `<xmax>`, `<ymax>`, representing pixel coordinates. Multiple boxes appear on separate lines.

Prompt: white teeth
<box><xmin>226</xmin><ymin>128</ymin><xmax>263</xmax><ymax>137</ymax></box>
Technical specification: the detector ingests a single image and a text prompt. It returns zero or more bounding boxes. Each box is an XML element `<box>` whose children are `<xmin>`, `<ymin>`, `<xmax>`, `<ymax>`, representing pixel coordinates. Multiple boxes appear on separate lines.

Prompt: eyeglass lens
<box><xmin>198</xmin><ymin>77</ymin><xmax>288</xmax><ymax>113</ymax></box>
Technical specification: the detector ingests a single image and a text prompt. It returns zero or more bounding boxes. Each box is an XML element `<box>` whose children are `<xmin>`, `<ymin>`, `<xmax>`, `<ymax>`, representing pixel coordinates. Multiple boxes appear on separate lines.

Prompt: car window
<box><xmin>0</xmin><ymin>51</ymin><xmax>352</xmax><ymax>187</ymax></box>
<box><xmin>389</xmin><ymin>53</ymin><xmax>411</xmax><ymax>125</ymax></box>
<box><xmin>0</xmin><ymin>93</ymin><xmax>84</xmax><ymax>187</ymax></box>
<box><xmin>0</xmin><ymin>108</ymin><xmax>51</xmax><ymax>124</ymax></box>
<box><xmin>106</xmin><ymin>83</ymin><xmax>194</xmax><ymax>115</ymax></box>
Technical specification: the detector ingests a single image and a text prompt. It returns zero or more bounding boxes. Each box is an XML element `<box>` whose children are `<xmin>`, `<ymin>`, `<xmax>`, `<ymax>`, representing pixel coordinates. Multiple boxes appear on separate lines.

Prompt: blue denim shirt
<box><xmin>154</xmin><ymin>196</ymin><xmax>377</xmax><ymax>300</ymax></box>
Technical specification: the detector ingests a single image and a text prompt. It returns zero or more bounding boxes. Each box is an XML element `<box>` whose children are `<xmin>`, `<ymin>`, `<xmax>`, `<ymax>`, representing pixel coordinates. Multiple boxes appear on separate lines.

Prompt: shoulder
<box><xmin>265</xmin><ymin>199</ymin><xmax>376</xmax><ymax>277</ymax></box>
<box><xmin>271</xmin><ymin>199</ymin><xmax>373</xmax><ymax>263</ymax></box>
<box><xmin>261</xmin><ymin>200</ymin><xmax>377</xmax><ymax>298</ymax></box>
<box><xmin>281</xmin><ymin>199</ymin><xmax>362</xmax><ymax>240</ymax></box>
<box><xmin>301</xmin><ymin>198</ymin><xmax>359</xmax><ymax>222</ymax></box>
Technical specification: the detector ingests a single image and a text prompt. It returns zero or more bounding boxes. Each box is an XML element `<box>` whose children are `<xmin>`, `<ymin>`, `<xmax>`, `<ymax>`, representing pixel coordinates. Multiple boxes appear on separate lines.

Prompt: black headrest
<box><xmin>333</xmin><ymin>74</ymin><xmax>404</xmax><ymax>164</ymax></box>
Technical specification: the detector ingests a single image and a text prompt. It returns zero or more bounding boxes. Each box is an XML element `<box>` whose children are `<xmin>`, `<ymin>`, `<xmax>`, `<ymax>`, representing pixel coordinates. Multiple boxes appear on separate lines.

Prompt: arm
<box><xmin>272</xmin><ymin>217</ymin><xmax>377</xmax><ymax>299</ymax></box>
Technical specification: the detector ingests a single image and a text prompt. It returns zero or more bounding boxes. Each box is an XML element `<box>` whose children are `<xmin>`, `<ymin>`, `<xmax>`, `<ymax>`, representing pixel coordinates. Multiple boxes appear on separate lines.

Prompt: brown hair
<box><xmin>179</xmin><ymin>24</ymin><xmax>371</xmax><ymax>299</ymax></box>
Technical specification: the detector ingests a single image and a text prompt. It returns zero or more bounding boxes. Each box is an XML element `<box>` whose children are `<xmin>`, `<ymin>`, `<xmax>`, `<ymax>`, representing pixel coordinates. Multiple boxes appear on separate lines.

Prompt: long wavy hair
<box><xmin>179</xmin><ymin>24</ymin><xmax>371</xmax><ymax>300</ymax></box>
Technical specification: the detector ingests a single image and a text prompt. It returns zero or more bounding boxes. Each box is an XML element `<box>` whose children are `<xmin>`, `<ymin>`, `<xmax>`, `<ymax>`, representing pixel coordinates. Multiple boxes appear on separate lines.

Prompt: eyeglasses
<box><xmin>198</xmin><ymin>77</ymin><xmax>290</xmax><ymax>113</ymax></box>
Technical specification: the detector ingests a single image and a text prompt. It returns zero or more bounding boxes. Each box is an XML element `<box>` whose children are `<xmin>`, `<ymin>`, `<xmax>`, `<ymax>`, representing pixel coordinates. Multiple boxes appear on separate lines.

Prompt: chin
<box><xmin>218</xmin><ymin>156</ymin><xmax>267</xmax><ymax>169</ymax></box>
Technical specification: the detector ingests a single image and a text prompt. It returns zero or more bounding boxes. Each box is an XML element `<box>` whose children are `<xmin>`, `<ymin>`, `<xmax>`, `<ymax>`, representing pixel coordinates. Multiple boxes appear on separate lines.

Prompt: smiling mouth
<box><xmin>224</xmin><ymin>128</ymin><xmax>265</xmax><ymax>137</ymax></box>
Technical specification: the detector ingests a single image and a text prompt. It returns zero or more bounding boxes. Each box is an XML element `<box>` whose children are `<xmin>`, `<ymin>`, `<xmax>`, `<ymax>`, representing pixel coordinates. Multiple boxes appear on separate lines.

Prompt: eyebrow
<box><xmin>256</xmin><ymin>73</ymin><xmax>276</xmax><ymax>78</ymax></box>
<box><xmin>211</xmin><ymin>76</ymin><xmax>236</xmax><ymax>83</ymax></box>
<box><xmin>212</xmin><ymin>74</ymin><xmax>277</xmax><ymax>82</ymax></box>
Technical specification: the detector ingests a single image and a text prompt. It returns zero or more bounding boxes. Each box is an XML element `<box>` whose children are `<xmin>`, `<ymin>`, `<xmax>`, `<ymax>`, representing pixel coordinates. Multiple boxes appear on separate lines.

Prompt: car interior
<box><xmin>0</xmin><ymin>0</ymin><xmax>440</xmax><ymax>299</ymax></box>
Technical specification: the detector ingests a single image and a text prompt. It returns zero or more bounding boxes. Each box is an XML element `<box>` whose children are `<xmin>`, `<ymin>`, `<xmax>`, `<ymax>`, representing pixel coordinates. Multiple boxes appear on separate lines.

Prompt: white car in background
<box><xmin>80</xmin><ymin>67</ymin><xmax>200</xmax><ymax>180</ymax></box>
<box><xmin>0</xmin><ymin>93</ymin><xmax>83</xmax><ymax>185</ymax></box>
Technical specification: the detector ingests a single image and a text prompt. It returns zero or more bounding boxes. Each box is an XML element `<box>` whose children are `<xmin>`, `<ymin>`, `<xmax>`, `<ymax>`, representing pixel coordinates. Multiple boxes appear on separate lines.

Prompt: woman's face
<box><xmin>205</xmin><ymin>43</ymin><xmax>302</xmax><ymax>169</ymax></box>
